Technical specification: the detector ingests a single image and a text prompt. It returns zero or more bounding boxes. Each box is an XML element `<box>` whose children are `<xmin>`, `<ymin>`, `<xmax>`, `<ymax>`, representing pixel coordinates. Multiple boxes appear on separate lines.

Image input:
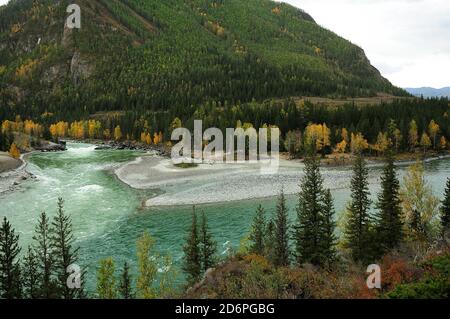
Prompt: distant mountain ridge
<box><xmin>405</xmin><ymin>87</ymin><xmax>450</xmax><ymax>98</ymax></box>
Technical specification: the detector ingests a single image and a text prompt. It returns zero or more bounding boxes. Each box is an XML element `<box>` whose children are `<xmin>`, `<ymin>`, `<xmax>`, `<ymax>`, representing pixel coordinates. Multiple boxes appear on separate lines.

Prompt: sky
<box><xmin>282</xmin><ymin>0</ymin><xmax>450</xmax><ymax>88</ymax></box>
<box><xmin>1</xmin><ymin>0</ymin><xmax>449</xmax><ymax>88</ymax></box>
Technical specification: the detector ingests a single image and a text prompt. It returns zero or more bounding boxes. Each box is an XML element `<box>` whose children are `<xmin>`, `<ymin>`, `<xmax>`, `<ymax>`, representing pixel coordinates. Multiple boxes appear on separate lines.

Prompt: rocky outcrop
<box><xmin>70</xmin><ymin>52</ymin><xmax>93</xmax><ymax>85</ymax></box>
<box><xmin>35</xmin><ymin>141</ymin><xmax>67</xmax><ymax>152</ymax></box>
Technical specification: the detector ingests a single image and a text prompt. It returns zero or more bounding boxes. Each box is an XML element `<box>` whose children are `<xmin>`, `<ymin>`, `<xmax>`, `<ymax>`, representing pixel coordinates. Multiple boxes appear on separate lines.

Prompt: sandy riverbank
<box><xmin>0</xmin><ymin>152</ymin><xmax>34</xmax><ymax>194</ymax></box>
<box><xmin>113</xmin><ymin>151</ymin><xmax>450</xmax><ymax>207</ymax></box>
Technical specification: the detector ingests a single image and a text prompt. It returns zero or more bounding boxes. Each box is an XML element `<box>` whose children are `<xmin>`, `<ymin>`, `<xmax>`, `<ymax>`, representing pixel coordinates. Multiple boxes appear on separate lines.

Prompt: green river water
<box><xmin>1</xmin><ymin>142</ymin><xmax>449</xmax><ymax>294</ymax></box>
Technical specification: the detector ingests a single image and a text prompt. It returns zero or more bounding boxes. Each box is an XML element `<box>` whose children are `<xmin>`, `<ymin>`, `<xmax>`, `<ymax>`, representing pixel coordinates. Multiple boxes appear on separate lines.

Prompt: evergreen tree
<box><xmin>344</xmin><ymin>155</ymin><xmax>373</xmax><ymax>263</ymax></box>
<box><xmin>374</xmin><ymin>153</ymin><xmax>403</xmax><ymax>255</ymax></box>
<box><xmin>33</xmin><ymin>212</ymin><xmax>57</xmax><ymax>298</ymax></box>
<box><xmin>273</xmin><ymin>190</ymin><xmax>290</xmax><ymax>266</ymax></box>
<box><xmin>50</xmin><ymin>198</ymin><xmax>83</xmax><ymax>299</ymax></box>
<box><xmin>442</xmin><ymin>178</ymin><xmax>450</xmax><ymax>237</ymax></box>
<box><xmin>22</xmin><ymin>246</ymin><xmax>39</xmax><ymax>299</ymax></box>
<box><xmin>249</xmin><ymin>205</ymin><xmax>266</xmax><ymax>255</ymax></box>
<box><xmin>0</xmin><ymin>130</ymin><xmax>5</xmax><ymax>151</ymax></box>
<box><xmin>264</xmin><ymin>219</ymin><xmax>276</xmax><ymax>263</ymax></box>
<box><xmin>118</xmin><ymin>262</ymin><xmax>133</xmax><ymax>299</ymax></box>
<box><xmin>321</xmin><ymin>189</ymin><xmax>337</xmax><ymax>266</ymax></box>
<box><xmin>183</xmin><ymin>207</ymin><xmax>201</xmax><ymax>285</ymax></box>
<box><xmin>96</xmin><ymin>257</ymin><xmax>117</xmax><ymax>299</ymax></box>
<box><xmin>0</xmin><ymin>217</ymin><xmax>22</xmax><ymax>299</ymax></box>
<box><xmin>200</xmin><ymin>211</ymin><xmax>217</xmax><ymax>273</ymax></box>
<box><xmin>294</xmin><ymin>154</ymin><xmax>326</xmax><ymax>266</ymax></box>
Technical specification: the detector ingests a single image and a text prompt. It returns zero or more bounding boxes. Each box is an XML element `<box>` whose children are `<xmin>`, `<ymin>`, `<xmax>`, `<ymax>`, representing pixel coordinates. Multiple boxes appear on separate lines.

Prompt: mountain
<box><xmin>405</xmin><ymin>87</ymin><xmax>450</xmax><ymax>98</ymax></box>
<box><xmin>0</xmin><ymin>0</ymin><xmax>406</xmax><ymax>121</ymax></box>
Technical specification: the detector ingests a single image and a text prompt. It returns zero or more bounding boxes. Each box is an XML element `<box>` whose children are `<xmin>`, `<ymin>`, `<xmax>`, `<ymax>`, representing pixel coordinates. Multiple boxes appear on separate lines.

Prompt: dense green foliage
<box><xmin>249</xmin><ymin>205</ymin><xmax>266</xmax><ymax>255</ymax></box>
<box><xmin>0</xmin><ymin>200</ymin><xmax>85</xmax><ymax>299</ymax></box>
<box><xmin>273</xmin><ymin>190</ymin><xmax>290</xmax><ymax>266</ymax></box>
<box><xmin>182</xmin><ymin>208</ymin><xmax>201</xmax><ymax>285</ymax></box>
<box><xmin>344</xmin><ymin>155</ymin><xmax>373</xmax><ymax>263</ymax></box>
<box><xmin>387</xmin><ymin>253</ymin><xmax>450</xmax><ymax>299</ymax></box>
<box><xmin>294</xmin><ymin>154</ymin><xmax>336</xmax><ymax>266</ymax></box>
<box><xmin>200</xmin><ymin>211</ymin><xmax>217</xmax><ymax>273</ymax></box>
<box><xmin>0</xmin><ymin>0</ymin><xmax>405</xmax><ymax>129</ymax></box>
<box><xmin>0</xmin><ymin>217</ymin><xmax>22</xmax><ymax>299</ymax></box>
<box><xmin>374</xmin><ymin>154</ymin><xmax>404</xmax><ymax>255</ymax></box>
<box><xmin>442</xmin><ymin>179</ymin><xmax>450</xmax><ymax>236</ymax></box>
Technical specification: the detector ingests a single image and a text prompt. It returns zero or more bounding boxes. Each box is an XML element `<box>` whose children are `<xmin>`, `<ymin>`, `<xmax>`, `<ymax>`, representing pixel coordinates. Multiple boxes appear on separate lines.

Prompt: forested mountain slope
<box><xmin>0</xmin><ymin>0</ymin><xmax>406</xmax><ymax>122</ymax></box>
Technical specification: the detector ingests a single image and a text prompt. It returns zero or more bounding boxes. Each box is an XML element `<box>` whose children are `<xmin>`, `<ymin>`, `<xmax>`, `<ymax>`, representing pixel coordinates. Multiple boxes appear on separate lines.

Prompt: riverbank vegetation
<box><xmin>1</xmin><ymin>98</ymin><xmax>449</xmax><ymax>164</ymax></box>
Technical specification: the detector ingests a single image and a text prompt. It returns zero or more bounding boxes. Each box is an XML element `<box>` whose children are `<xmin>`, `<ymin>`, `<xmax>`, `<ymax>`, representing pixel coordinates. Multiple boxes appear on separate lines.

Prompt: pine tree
<box><xmin>0</xmin><ymin>217</ymin><xmax>22</xmax><ymax>299</ymax></box>
<box><xmin>96</xmin><ymin>257</ymin><xmax>117</xmax><ymax>299</ymax></box>
<box><xmin>321</xmin><ymin>189</ymin><xmax>337</xmax><ymax>266</ymax></box>
<box><xmin>344</xmin><ymin>155</ymin><xmax>373</xmax><ymax>263</ymax></box>
<box><xmin>274</xmin><ymin>190</ymin><xmax>290</xmax><ymax>266</ymax></box>
<box><xmin>200</xmin><ymin>211</ymin><xmax>217</xmax><ymax>273</ymax></box>
<box><xmin>442</xmin><ymin>178</ymin><xmax>450</xmax><ymax>237</ymax></box>
<box><xmin>50</xmin><ymin>198</ymin><xmax>83</xmax><ymax>299</ymax></box>
<box><xmin>118</xmin><ymin>262</ymin><xmax>133</xmax><ymax>299</ymax></box>
<box><xmin>0</xmin><ymin>130</ymin><xmax>5</xmax><ymax>151</ymax></box>
<box><xmin>294</xmin><ymin>154</ymin><xmax>326</xmax><ymax>266</ymax></box>
<box><xmin>183</xmin><ymin>207</ymin><xmax>201</xmax><ymax>285</ymax></box>
<box><xmin>33</xmin><ymin>212</ymin><xmax>57</xmax><ymax>298</ymax></box>
<box><xmin>264</xmin><ymin>219</ymin><xmax>276</xmax><ymax>263</ymax></box>
<box><xmin>374</xmin><ymin>153</ymin><xmax>403</xmax><ymax>255</ymax></box>
<box><xmin>22</xmin><ymin>246</ymin><xmax>39</xmax><ymax>299</ymax></box>
<box><xmin>249</xmin><ymin>205</ymin><xmax>266</xmax><ymax>255</ymax></box>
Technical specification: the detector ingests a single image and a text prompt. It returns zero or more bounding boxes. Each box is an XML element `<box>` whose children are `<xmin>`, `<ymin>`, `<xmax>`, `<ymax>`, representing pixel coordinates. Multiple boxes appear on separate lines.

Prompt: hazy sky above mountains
<box><xmin>284</xmin><ymin>0</ymin><xmax>450</xmax><ymax>88</ymax></box>
<box><xmin>1</xmin><ymin>0</ymin><xmax>448</xmax><ymax>88</ymax></box>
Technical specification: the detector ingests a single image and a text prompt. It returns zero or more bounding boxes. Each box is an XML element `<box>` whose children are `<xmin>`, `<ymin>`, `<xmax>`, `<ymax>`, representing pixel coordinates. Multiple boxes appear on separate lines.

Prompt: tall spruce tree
<box><xmin>274</xmin><ymin>190</ymin><xmax>290</xmax><ymax>266</ymax></box>
<box><xmin>321</xmin><ymin>189</ymin><xmax>337</xmax><ymax>266</ymax></box>
<box><xmin>264</xmin><ymin>219</ymin><xmax>276</xmax><ymax>263</ymax></box>
<box><xmin>33</xmin><ymin>212</ymin><xmax>57</xmax><ymax>298</ymax></box>
<box><xmin>442</xmin><ymin>178</ymin><xmax>450</xmax><ymax>237</ymax></box>
<box><xmin>294</xmin><ymin>154</ymin><xmax>326</xmax><ymax>266</ymax></box>
<box><xmin>183</xmin><ymin>207</ymin><xmax>201</xmax><ymax>285</ymax></box>
<box><xmin>118</xmin><ymin>262</ymin><xmax>133</xmax><ymax>299</ymax></box>
<box><xmin>344</xmin><ymin>155</ymin><xmax>373</xmax><ymax>263</ymax></box>
<box><xmin>22</xmin><ymin>246</ymin><xmax>39</xmax><ymax>299</ymax></box>
<box><xmin>50</xmin><ymin>198</ymin><xmax>83</xmax><ymax>299</ymax></box>
<box><xmin>249</xmin><ymin>205</ymin><xmax>266</xmax><ymax>255</ymax></box>
<box><xmin>374</xmin><ymin>153</ymin><xmax>403</xmax><ymax>255</ymax></box>
<box><xmin>0</xmin><ymin>217</ymin><xmax>22</xmax><ymax>299</ymax></box>
<box><xmin>200</xmin><ymin>211</ymin><xmax>217</xmax><ymax>273</ymax></box>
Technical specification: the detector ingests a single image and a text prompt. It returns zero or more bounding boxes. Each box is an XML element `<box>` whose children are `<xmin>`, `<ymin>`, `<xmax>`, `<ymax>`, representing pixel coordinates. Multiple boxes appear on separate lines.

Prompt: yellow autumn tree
<box><xmin>114</xmin><ymin>126</ymin><xmax>123</xmax><ymax>141</ymax></box>
<box><xmin>341</xmin><ymin>128</ymin><xmax>349</xmax><ymax>143</ymax></box>
<box><xmin>145</xmin><ymin>133</ymin><xmax>152</xmax><ymax>146</ymax></box>
<box><xmin>140</xmin><ymin>132</ymin><xmax>147</xmax><ymax>144</ymax></box>
<box><xmin>9</xmin><ymin>143</ymin><xmax>20</xmax><ymax>159</ymax></box>
<box><xmin>420</xmin><ymin>132</ymin><xmax>431</xmax><ymax>154</ymax></box>
<box><xmin>350</xmin><ymin>132</ymin><xmax>369</xmax><ymax>154</ymax></box>
<box><xmin>408</xmin><ymin>120</ymin><xmax>419</xmax><ymax>151</ymax></box>
<box><xmin>304</xmin><ymin>123</ymin><xmax>331</xmax><ymax>152</ymax></box>
<box><xmin>372</xmin><ymin>132</ymin><xmax>390</xmax><ymax>156</ymax></box>
<box><xmin>334</xmin><ymin>140</ymin><xmax>347</xmax><ymax>154</ymax></box>
<box><xmin>103</xmin><ymin>129</ymin><xmax>111</xmax><ymax>140</ymax></box>
<box><xmin>439</xmin><ymin>136</ymin><xmax>447</xmax><ymax>150</ymax></box>
<box><xmin>428</xmin><ymin>120</ymin><xmax>440</xmax><ymax>149</ymax></box>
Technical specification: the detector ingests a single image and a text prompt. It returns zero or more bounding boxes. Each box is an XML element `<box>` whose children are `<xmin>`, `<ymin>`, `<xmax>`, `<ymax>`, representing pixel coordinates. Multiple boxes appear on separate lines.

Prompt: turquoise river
<box><xmin>0</xmin><ymin>143</ymin><xmax>449</xmax><ymax>294</ymax></box>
